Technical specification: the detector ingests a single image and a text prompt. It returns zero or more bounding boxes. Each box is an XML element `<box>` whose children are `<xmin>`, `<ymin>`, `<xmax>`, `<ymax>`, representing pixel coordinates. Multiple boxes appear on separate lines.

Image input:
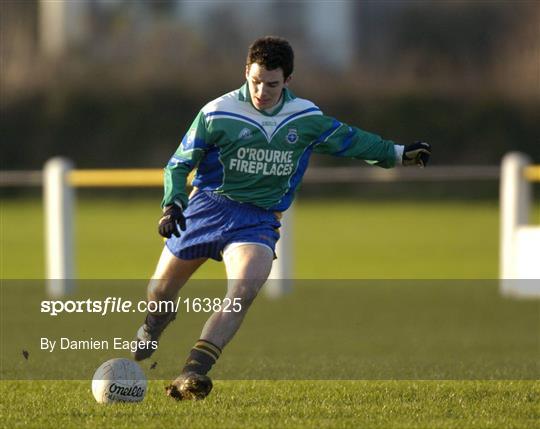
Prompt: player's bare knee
<box><xmin>228</xmin><ymin>282</ymin><xmax>262</xmax><ymax>307</ymax></box>
<box><xmin>147</xmin><ymin>279</ymin><xmax>176</xmax><ymax>303</ymax></box>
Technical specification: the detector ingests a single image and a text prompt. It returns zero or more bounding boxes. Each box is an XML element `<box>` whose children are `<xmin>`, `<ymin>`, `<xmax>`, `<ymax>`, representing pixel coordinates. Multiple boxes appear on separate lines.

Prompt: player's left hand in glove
<box><xmin>158</xmin><ymin>202</ymin><xmax>186</xmax><ymax>238</ymax></box>
<box><xmin>403</xmin><ymin>142</ymin><xmax>431</xmax><ymax>167</ymax></box>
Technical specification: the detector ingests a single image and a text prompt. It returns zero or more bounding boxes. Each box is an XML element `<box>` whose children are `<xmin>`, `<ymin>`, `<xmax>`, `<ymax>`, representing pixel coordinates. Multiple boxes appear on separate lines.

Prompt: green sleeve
<box><xmin>312</xmin><ymin>116</ymin><xmax>396</xmax><ymax>168</ymax></box>
<box><xmin>161</xmin><ymin>111</ymin><xmax>209</xmax><ymax>208</ymax></box>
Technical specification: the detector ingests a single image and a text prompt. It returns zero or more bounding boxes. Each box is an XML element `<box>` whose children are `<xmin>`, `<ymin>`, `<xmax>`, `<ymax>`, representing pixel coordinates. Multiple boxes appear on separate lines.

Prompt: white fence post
<box><xmin>44</xmin><ymin>157</ymin><xmax>75</xmax><ymax>297</ymax></box>
<box><xmin>266</xmin><ymin>205</ymin><xmax>293</xmax><ymax>298</ymax></box>
<box><xmin>499</xmin><ymin>152</ymin><xmax>540</xmax><ymax>297</ymax></box>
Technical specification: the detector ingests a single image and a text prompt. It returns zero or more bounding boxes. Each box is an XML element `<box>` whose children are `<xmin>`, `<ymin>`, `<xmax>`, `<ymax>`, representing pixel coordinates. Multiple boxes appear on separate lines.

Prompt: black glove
<box><xmin>158</xmin><ymin>203</ymin><xmax>186</xmax><ymax>238</ymax></box>
<box><xmin>403</xmin><ymin>142</ymin><xmax>431</xmax><ymax>167</ymax></box>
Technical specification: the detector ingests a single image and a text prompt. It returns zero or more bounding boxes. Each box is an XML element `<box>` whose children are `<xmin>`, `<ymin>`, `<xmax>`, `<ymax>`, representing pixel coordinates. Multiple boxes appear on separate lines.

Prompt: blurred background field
<box><xmin>2</xmin><ymin>0</ymin><xmax>539</xmax><ymax>280</ymax></box>
<box><xmin>2</xmin><ymin>0</ymin><xmax>539</xmax><ymax>281</ymax></box>
<box><xmin>3</xmin><ymin>195</ymin><xmax>539</xmax><ymax>279</ymax></box>
<box><xmin>2</xmin><ymin>1</ymin><xmax>539</xmax><ymax>170</ymax></box>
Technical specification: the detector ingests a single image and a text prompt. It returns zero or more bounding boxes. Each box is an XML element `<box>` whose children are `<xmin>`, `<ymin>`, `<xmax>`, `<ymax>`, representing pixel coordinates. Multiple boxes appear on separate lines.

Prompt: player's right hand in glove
<box><xmin>158</xmin><ymin>202</ymin><xmax>186</xmax><ymax>238</ymax></box>
<box><xmin>403</xmin><ymin>142</ymin><xmax>431</xmax><ymax>167</ymax></box>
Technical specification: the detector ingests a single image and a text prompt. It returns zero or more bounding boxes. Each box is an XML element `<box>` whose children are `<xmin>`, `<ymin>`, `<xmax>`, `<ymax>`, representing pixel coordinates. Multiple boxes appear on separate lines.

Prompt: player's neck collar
<box><xmin>239</xmin><ymin>83</ymin><xmax>295</xmax><ymax>117</ymax></box>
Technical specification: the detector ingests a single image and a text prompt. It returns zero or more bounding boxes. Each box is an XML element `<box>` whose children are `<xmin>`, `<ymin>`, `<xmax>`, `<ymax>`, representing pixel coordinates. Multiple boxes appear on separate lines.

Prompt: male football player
<box><xmin>133</xmin><ymin>36</ymin><xmax>431</xmax><ymax>400</ymax></box>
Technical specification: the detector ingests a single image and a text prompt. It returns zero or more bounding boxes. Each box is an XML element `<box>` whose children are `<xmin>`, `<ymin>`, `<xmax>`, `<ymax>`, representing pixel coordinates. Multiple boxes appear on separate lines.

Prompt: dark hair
<box><xmin>246</xmin><ymin>36</ymin><xmax>294</xmax><ymax>79</ymax></box>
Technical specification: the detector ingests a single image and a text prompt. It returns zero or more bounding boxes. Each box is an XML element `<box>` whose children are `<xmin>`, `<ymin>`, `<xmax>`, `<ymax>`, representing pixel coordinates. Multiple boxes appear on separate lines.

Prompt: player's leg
<box><xmin>133</xmin><ymin>246</ymin><xmax>207</xmax><ymax>361</ymax></box>
<box><xmin>166</xmin><ymin>243</ymin><xmax>273</xmax><ymax>400</ymax></box>
<box><xmin>147</xmin><ymin>245</ymin><xmax>207</xmax><ymax>302</ymax></box>
<box><xmin>199</xmin><ymin>243</ymin><xmax>273</xmax><ymax>347</ymax></box>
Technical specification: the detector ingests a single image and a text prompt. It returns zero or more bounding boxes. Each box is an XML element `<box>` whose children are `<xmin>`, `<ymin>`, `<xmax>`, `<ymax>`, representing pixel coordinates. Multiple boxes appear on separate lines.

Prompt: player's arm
<box><xmin>159</xmin><ymin>111</ymin><xmax>208</xmax><ymax>238</ymax></box>
<box><xmin>312</xmin><ymin>116</ymin><xmax>430</xmax><ymax>168</ymax></box>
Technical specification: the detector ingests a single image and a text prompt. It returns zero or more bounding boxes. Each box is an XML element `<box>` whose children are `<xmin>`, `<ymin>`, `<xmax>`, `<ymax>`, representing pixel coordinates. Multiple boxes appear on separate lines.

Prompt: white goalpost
<box><xmin>43</xmin><ymin>157</ymin><xmax>292</xmax><ymax>298</ymax></box>
<box><xmin>44</xmin><ymin>158</ymin><xmax>76</xmax><ymax>297</ymax></box>
<box><xmin>499</xmin><ymin>152</ymin><xmax>540</xmax><ymax>298</ymax></box>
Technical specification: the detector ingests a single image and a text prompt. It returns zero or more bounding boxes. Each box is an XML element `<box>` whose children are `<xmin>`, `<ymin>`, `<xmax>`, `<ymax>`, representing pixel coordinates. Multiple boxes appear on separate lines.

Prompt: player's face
<box><xmin>245</xmin><ymin>63</ymin><xmax>291</xmax><ymax>110</ymax></box>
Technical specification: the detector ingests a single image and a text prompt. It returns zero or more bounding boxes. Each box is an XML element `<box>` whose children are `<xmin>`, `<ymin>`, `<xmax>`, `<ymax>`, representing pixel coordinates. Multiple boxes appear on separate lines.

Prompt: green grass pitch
<box><xmin>2</xmin><ymin>197</ymin><xmax>517</xmax><ymax>279</ymax></box>
<box><xmin>2</xmin><ymin>380</ymin><xmax>538</xmax><ymax>429</ymax></box>
<box><xmin>1</xmin><ymin>197</ymin><xmax>539</xmax><ymax>428</ymax></box>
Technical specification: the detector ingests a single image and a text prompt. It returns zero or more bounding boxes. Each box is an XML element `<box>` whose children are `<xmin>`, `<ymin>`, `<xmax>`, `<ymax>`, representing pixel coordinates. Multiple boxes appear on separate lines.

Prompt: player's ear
<box><xmin>245</xmin><ymin>64</ymin><xmax>250</xmax><ymax>80</ymax></box>
<box><xmin>284</xmin><ymin>74</ymin><xmax>293</xmax><ymax>87</ymax></box>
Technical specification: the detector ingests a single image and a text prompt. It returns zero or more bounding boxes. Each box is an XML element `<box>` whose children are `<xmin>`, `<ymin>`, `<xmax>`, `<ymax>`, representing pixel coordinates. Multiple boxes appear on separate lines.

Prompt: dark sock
<box><xmin>182</xmin><ymin>339</ymin><xmax>222</xmax><ymax>375</ymax></box>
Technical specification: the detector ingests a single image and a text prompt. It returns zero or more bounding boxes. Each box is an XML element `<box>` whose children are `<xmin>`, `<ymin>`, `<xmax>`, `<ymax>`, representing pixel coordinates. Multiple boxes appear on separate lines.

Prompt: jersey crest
<box><xmin>286</xmin><ymin>127</ymin><xmax>299</xmax><ymax>144</ymax></box>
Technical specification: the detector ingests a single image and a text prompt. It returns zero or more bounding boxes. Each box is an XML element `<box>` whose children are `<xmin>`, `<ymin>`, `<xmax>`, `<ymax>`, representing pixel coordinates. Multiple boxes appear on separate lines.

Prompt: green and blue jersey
<box><xmin>163</xmin><ymin>83</ymin><xmax>397</xmax><ymax>211</ymax></box>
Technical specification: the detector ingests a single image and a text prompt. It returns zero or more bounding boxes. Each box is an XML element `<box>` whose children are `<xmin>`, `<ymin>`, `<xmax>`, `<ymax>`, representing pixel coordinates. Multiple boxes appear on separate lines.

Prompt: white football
<box><xmin>91</xmin><ymin>358</ymin><xmax>147</xmax><ymax>404</ymax></box>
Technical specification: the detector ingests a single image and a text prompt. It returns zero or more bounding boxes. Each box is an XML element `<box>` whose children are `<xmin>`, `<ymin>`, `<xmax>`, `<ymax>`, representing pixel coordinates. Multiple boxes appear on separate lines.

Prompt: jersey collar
<box><xmin>238</xmin><ymin>83</ymin><xmax>296</xmax><ymax>117</ymax></box>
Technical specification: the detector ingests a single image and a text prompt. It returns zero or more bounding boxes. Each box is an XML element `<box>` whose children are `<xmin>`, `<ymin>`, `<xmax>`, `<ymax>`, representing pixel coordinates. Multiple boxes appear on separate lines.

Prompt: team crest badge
<box><xmin>286</xmin><ymin>127</ymin><xmax>299</xmax><ymax>144</ymax></box>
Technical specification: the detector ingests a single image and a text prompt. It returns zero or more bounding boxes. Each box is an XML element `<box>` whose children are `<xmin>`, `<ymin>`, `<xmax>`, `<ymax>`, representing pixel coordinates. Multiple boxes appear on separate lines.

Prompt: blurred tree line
<box><xmin>1</xmin><ymin>1</ymin><xmax>539</xmax><ymax>169</ymax></box>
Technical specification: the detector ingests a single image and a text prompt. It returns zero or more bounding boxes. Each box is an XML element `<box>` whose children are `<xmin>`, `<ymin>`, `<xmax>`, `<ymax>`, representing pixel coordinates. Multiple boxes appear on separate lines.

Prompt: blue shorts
<box><xmin>166</xmin><ymin>191</ymin><xmax>281</xmax><ymax>261</ymax></box>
